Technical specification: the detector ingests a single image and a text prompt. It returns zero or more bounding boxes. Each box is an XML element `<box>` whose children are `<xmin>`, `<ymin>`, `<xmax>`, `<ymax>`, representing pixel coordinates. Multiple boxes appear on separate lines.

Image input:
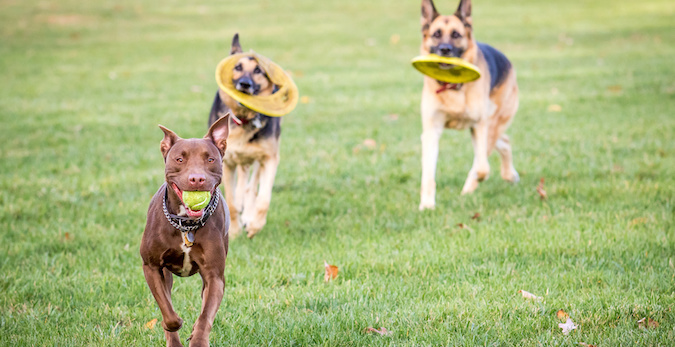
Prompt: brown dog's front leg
<box><xmin>188</xmin><ymin>271</ymin><xmax>224</xmax><ymax>347</ymax></box>
<box><xmin>142</xmin><ymin>264</ymin><xmax>184</xmax><ymax>333</ymax></box>
<box><xmin>161</xmin><ymin>268</ymin><xmax>183</xmax><ymax>347</ymax></box>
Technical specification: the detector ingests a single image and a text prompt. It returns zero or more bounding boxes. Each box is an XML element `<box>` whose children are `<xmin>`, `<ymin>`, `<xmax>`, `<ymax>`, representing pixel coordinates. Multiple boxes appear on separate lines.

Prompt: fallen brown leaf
<box><xmin>365</xmin><ymin>327</ymin><xmax>392</xmax><ymax>336</ymax></box>
<box><xmin>324</xmin><ymin>261</ymin><xmax>338</xmax><ymax>282</ymax></box>
<box><xmin>64</xmin><ymin>232</ymin><xmax>72</xmax><ymax>241</ymax></box>
<box><xmin>518</xmin><ymin>290</ymin><xmax>541</xmax><ymax>300</ymax></box>
<box><xmin>363</xmin><ymin>139</ymin><xmax>377</xmax><ymax>149</ymax></box>
<box><xmin>471</xmin><ymin>212</ymin><xmax>481</xmax><ymax>221</ymax></box>
<box><xmin>145</xmin><ymin>318</ymin><xmax>158</xmax><ymax>329</ymax></box>
<box><xmin>547</xmin><ymin>104</ymin><xmax>562</xmax><ymax>112</ymax></box>
<box><xmin>536</xmin><ymin>178</ymin><xmax>547</xmax><ymax>200</ymax></box>
<box><xmin>637</xmin><ymin>317</ymin><xmax>659</xmax><ymax>329</ymax></box>
<box><xmin>579</xmin><ymin>343</ymin><xmax>597</xmax><ymax>347</ymax></box>
<box><xmin>556</xmin><ymin>309</ymin><xmax>569</xmax><ymax>321</ymax></box>
<box><xmin>607</xmin><ymin>84</ymin><xmax>623</xmax><ymax>93</ymax></box>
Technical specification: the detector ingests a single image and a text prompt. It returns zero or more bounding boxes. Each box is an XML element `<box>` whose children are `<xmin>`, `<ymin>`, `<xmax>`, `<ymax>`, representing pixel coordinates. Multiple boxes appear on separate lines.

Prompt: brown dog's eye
<box><xmin>208</xmin><ymin>158</ymin><xmax>215</xmax><ymax>163</ymax></box>
<box><xmin>433</xmin><ymin>30</ymin><xmax>442</xmax><ymax>38</ymax></box>
<box><xmin>234</xmin><ymin>64</ymin><xmax>242</xmax><ymax>71</ymax></box>
<box><xmin>253</xmin><ymin>66</ymin><xmax>262</xmax><ymax>74</ymax></box>
<box><xmin>451</xmin><ymin>31</ymin><xmax>462</xmax><ymax>39</ymax></box>
<box><xmin>176</xmin><ymin>158</ymin><xmax>183</xmax><ymax>163</ymax></box>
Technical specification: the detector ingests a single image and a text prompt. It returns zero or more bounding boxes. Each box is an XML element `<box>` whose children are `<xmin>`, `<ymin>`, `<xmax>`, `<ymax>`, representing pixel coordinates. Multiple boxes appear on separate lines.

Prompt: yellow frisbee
<box><xmin>411</xmin><ymin>54</ymin><xmax>481</xmax><ymax>83</ymax></box>
<box><xmin>215</xmin><ymin>52</ymin><xmax>299</xmax><ymax>117</ymax></box>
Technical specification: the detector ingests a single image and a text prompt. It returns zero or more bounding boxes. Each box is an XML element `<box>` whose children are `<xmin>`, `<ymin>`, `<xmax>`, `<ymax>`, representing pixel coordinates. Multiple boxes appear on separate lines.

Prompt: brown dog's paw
<box><xmin>187</xmin><ymin>335</ymin><xmax>209</xmax><ymax>347</ymax></box>
<box><xmin>162</xmin><ymin>317</ymin><xmax>183</xmax><ymax>332</ymax></box>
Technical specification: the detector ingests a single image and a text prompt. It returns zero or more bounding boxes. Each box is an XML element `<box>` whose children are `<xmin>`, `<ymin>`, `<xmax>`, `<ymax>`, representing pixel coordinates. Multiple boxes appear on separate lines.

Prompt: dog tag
<box><xmin>186</xmin><ymin>232</ymin><xmax>195</xmax><ymax>243</ymax></box>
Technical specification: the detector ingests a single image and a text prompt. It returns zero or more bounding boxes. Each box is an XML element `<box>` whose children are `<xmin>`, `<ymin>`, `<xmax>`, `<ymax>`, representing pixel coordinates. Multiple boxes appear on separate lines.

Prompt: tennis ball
<box><xmin>182</xmin><ymin>191</ymin><xmax>211</xmax><ymax>211</ymax></box>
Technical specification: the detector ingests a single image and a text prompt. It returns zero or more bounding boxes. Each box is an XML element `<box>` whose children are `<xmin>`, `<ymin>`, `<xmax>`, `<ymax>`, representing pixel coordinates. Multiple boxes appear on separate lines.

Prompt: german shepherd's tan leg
<box><xmin>242</xmin><ymin>161</ymin><xmax>260</xmax><ymax>222</ymax></box>
<box><xmin>461</xmin><ymin>120</ymin><xmax>491</xmax><ymax>195</ymax></box>
<box><xmin>246</xmin><ymin>155</ymin><xmax>279</xmax><ymax>238</ymax></box>
<box><xmin>495</xmin><ymin>134</ymin><xmax>520</xmax><ymax>182</ymax></box>
<box><xmin>222</xmin><ymin>163</ymin><xmax>241</xmax><ymax>238</ymax></box>
<box><xmin>419</xmin><ymin>100</ymin><xmax>445</xmax><ymax>210</ymax></box>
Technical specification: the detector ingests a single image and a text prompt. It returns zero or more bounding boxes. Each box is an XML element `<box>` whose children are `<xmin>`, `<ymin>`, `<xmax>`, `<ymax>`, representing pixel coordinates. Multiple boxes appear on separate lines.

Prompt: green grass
<box><xmin>1</xmin><ymin>0</ymin><xmax>674</xmax><ymax>345</ymax></box>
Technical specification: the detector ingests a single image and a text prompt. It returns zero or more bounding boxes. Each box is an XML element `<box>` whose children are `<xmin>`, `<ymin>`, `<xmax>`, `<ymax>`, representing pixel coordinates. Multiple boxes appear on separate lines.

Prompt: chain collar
<box><xmin>162</xmin><ymin>185</ymin><xmax>220</xmax><ymax>246</ymax></box>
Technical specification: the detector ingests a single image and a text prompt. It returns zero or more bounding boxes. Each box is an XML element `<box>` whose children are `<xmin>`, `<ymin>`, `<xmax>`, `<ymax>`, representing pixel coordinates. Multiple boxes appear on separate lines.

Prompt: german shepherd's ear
<box><xmin>421</xmin><ymin>0</ymin><xmax>439</xmax><ymax>35</ymax></box>
<box><xmin>454</xmin><ymin>0</ymin><xmax>472</xmax><ymax>28</ymax></box>
<box><xmin>230</xmin><ymin>33</ymin><xmax>243</xmax><ymax>55</ymax></box>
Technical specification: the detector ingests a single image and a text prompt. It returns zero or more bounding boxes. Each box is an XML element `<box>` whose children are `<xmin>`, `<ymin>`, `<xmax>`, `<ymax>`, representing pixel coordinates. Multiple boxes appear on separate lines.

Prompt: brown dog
<box><xmin>208</xmin><ymin>33</ymin><xmax>281</xmax><ymax>239</ymax></box>
<box><xmin>418</xmin><ymin>0</ymin><xmax>520</xmax><ymax>210</ymax></box>
<box><xmin>140</xmin><ymin>114</ymin><xmax>230</xmax><ymax>347</ymax></box>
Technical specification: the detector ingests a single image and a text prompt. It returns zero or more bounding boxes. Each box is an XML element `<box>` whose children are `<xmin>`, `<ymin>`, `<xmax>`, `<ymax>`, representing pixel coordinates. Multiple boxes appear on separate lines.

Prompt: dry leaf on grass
<box><xmin>536</xmin><ymin>178</ymin><xmax>547</xmax><ymax>200</ymax></box>
<box><xmin>547</xmin><ymin>104</ymin><xmax>562</xmax><ymax>112</ymax></box>
<box><xmin>471</xmin><ymin>212</ymin><xmax>481</xmax><ymax>221</ymax></box>
<box><xmin>518</xmin><ymin>290</ymin><xmax>541</xmax><ymax>300</ymax></box>
<box><xmin>64</xmin><ymin>232</ymin><xmax>72</xmax><ymax>241</ymax></box>
<box><xmin>556</xmin><ymin>309</ymin><xmax>569</xmax><ymax>321</ymax></box>
<box><xmin>324</xmin><ymin>261</ymin><xmax>338</xmax><ymax>282</ymax></box>
<box><xmin>607</xmin><ymin>84</ymin><xmax>622</xmax><ymax>93</ymax></box>
<box><xmin>363</xmin><ymin>139</ymin><xmax>377</xmax><ymax>149</ymax></box>
<box><xmin>365</xmin><ymin>327</ymin><xmax>392</xmax><ymax>336</ymax></box>
<box><xmin>145</xmin><ymin>318</ymin><xmax>158</xmax><ymax>329</ymax></box>
<box><xmin>579</xmin><ymin>343</ymin><xmax>597</xmax><ymax>347</ymax></box>
<box><xmin>558</xmin><ymin>318</ymin><xmax>577</xmax><ymax>335</ymax></box>
<box><xmin>637</xmin><ymin>317</ymin><xmax>659</xmax><ymax>329</ymax></box>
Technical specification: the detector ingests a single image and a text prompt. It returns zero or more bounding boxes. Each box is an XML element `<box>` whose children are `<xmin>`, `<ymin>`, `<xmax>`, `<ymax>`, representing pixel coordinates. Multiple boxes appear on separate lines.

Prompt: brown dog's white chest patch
<box><xmin>179</xmin><ymin>244</ymin><xmax>192</xmax><ymax>276</ymax></box>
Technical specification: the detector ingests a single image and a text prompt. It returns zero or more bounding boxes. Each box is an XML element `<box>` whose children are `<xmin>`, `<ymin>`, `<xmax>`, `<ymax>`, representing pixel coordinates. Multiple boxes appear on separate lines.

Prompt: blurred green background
<box><xmin>1</xmin><ymin>0</ymin><xmax>673</xmax><ymax>345</ymax></box>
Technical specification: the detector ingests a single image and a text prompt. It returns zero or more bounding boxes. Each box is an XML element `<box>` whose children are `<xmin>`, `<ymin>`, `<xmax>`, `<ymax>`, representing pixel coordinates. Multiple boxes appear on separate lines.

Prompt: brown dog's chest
<box><xmin>160</xmin><ymin>245</ymin><xmax>200</xmax><ymax>277</ymax></box>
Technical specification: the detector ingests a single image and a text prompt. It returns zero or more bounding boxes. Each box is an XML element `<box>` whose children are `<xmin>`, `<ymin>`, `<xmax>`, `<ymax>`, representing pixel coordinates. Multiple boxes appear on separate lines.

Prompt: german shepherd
<box><xmin>418</xmin><ymin>0</ymin><xmax>520</xmax><ymax>210</ymax></box>
<box><xmin>208</xmin><ymin>33</ymin><xmax>281</xmax><ymax>238</ymax></box>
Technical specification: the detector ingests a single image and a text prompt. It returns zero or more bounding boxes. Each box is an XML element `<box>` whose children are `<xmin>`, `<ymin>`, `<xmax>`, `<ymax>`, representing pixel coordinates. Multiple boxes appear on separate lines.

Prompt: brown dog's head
<box><xmin>229</xmin><ymin>33</ymin><xmax>274</xmax><ymax>96</ymax></box>
<box><xmin>158</xmin><ymin>114</ymin><xmax>230</xmax><ymax>218</ymax></box>
<box><xmin>421</xmin><ymin>0</ymin><xmax>473</xmax><ymax>58</ymax></box>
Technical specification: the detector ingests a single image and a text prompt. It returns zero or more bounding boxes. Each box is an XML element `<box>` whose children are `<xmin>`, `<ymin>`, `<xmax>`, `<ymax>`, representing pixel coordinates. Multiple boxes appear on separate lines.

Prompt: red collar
<box><xmin>230</xmin><ymin>114</ymin><xmax>246</xmax><ymax>126</ymax></box>
<box><xmin>436</xmin><ymin>82</ymin><xmax>463</xmax><ymax>93</ymax></box>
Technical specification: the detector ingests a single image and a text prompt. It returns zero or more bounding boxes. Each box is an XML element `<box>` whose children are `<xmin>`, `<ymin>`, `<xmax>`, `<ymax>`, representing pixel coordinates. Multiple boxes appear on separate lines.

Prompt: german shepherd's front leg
<box><xmin>245</xmin><ymin>155</ymin><xmax>278</xmax><ymax>238</ymax></box>
<box><xmin>222</xmin><ymin>163</ymin><xmax>241</xmax><ymax>238</ymax></box>
<box><xmin>461</xmin><ymin>120</ymin><xmax>490</xmax><ymax>195</ymax></box>
<box><xmin>419</xmin><ymin>102</ymin><xmax>445</xmax><ymax>210</ymax></box>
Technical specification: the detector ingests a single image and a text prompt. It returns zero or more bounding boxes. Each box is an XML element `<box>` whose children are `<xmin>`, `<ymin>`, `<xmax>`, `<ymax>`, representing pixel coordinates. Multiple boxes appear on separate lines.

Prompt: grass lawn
<box><xmin>1</xmin><ymin>0</ymin><xmax>674</xmax><ymax>345</ymax></box>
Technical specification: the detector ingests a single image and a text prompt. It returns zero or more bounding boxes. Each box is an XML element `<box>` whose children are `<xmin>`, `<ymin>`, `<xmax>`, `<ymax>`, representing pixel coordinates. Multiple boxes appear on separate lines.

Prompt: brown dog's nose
<box><xmin>188</xmin><ymin>173</ymin><xmax>206</xmax><ymax>188</ymax></box>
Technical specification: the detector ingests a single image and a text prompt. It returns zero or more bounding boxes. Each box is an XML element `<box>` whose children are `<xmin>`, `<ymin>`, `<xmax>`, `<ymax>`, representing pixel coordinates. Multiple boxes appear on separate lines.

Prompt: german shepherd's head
<box><xmin>420</xmin><ymin>0</ymin><xmax>475</xmax><ymax>59</ymax></box>
<box><xmin>229</xmin><ymin>33</ymin><xmax>275</xmax><ymax>96</ymax></box>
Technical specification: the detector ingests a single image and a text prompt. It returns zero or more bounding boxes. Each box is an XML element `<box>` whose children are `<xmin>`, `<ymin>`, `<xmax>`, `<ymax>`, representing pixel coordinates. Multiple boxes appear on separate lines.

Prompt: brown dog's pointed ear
<box><xmin>454</xmin><ymin>0</ymin><xmax>472</xmax><ymax>26</ymax></box>
<box><xmin>230</xmin><ymin>33</ymin><xmax>243</xmax><ymax>55</ymax></box>
<box><xmin>421</xmin><ymin>0</ymin><xmax>440</xmax><ymax>35</ymax></box>
<box><xmin>159</xmin><ymin>125</ymin><xmax>181</xmax><ymax>160</ymax></box>
<box><xmin>205</xmin><ymin>112</ymin><xmax>230</xmax><ymax>156</ymax></box>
